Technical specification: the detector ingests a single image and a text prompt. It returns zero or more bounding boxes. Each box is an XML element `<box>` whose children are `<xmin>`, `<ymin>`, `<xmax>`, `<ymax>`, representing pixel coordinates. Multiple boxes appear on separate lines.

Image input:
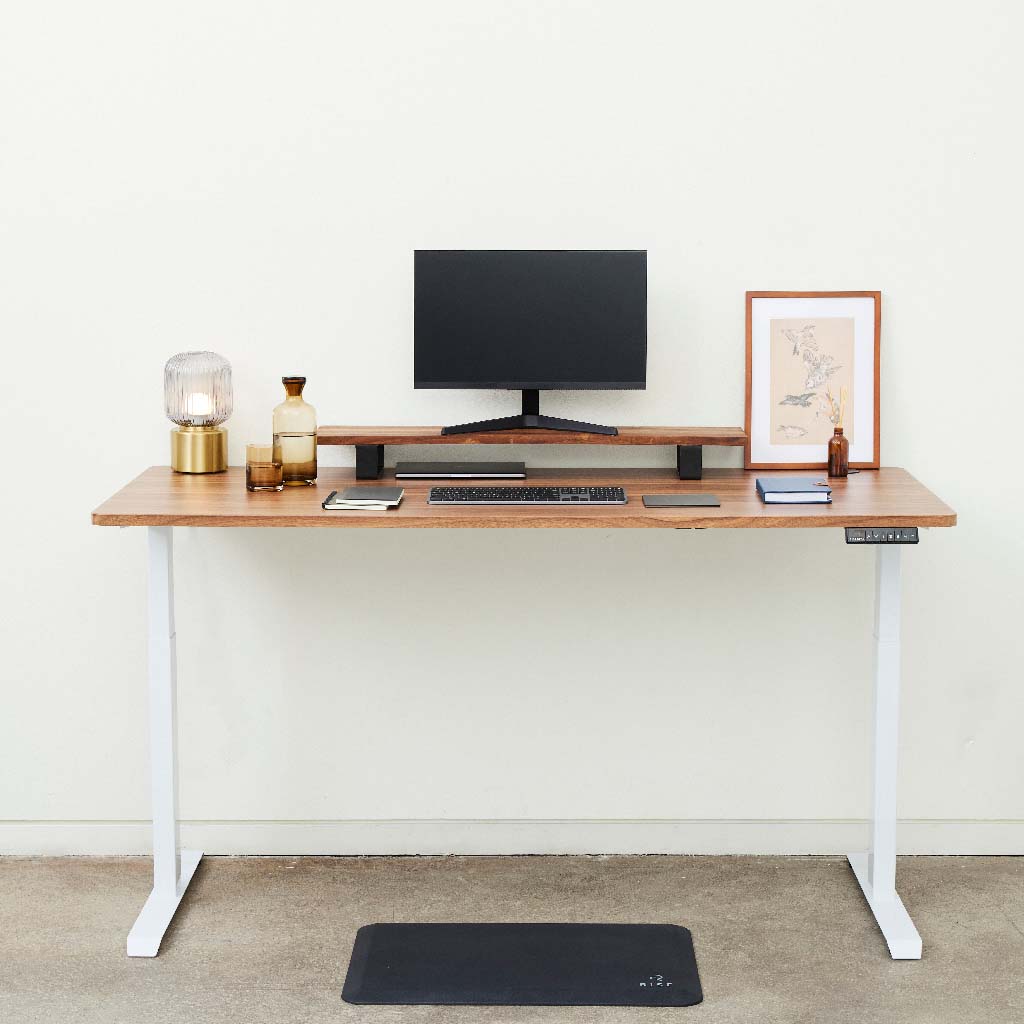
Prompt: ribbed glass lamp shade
<box><xmin>164</xmin><ymin>351</ymin><xmax>233</xmax><ymax>426</ymax></box>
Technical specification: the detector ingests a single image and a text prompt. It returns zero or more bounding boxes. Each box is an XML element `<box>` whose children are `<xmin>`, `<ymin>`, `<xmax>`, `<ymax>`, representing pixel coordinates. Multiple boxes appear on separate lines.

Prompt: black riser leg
<box><xmin>677</xmin><ymin>445</ymin><xmax>702</xmax><ymax>480</ymax></box>
<box><xmin>355</xmin><ymin>444</ymin><xmax>385</xmax><ymax>479</ymax></box>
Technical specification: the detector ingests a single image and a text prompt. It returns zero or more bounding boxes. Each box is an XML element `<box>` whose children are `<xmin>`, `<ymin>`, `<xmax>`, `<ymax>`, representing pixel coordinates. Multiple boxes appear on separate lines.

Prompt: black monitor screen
<box><xmin>414</xmin><ymin>250</ymin><xmax>647</xmax><ymax>390</ymax></box>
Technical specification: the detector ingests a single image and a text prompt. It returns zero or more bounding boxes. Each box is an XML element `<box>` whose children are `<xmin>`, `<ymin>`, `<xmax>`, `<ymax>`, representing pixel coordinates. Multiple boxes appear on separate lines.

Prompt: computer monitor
<box><xmin>414</xmin><ymin>250</ymin><xmax>647</xmax><ymax>436</ymax></box>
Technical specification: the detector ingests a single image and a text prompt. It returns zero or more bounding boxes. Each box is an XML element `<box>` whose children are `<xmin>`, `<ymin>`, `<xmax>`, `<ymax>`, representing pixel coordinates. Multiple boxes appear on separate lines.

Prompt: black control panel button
<box><xmin>845</xmin><ymin>527</ymin><xmax>919</xmax><ymax>544</ymax></box>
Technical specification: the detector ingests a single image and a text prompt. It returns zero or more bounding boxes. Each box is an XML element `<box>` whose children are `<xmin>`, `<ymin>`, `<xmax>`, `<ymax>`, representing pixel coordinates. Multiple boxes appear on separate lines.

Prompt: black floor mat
<box><xmin>342</xmin><ymin>922</ymin><xmax>703</xmax><ymax>1007</ymax></box>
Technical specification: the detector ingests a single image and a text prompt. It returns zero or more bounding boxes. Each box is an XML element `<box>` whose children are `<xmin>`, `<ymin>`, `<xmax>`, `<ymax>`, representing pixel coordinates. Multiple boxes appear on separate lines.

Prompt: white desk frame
<box><xmin>128</xmin><ymin>526</ymin><xmax>921</xmax><ymax>960</ymax></box>
<box><xmin>126</xmin><ymin>528</ymin><xmax>203</xmax><ymax>957</ymax></box>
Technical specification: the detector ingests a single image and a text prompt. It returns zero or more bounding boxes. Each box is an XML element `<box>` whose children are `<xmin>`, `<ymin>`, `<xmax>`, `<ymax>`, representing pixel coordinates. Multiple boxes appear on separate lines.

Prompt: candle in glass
<box><xmin>245</xmin><ymin>443</ymin><xmax>284</xmax><ymax>492</ymax></box>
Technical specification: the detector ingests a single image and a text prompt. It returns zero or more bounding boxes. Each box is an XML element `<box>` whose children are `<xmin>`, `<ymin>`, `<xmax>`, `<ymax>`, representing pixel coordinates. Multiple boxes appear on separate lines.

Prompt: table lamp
<box><xmin>164</xmin><ymin>351</ymin><xmax>233</xmax><ymax>473</ymax></box>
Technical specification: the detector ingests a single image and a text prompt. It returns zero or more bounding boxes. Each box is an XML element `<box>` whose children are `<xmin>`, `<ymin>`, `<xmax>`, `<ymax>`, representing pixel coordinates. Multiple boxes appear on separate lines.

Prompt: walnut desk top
<box><xmin>93</xmin><ymin>467</ymin><xmax>956</xmax><ymax>530</ymax></box>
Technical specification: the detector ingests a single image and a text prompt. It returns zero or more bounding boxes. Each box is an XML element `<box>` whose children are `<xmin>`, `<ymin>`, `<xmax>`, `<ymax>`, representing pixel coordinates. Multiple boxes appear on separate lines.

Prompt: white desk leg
<box><xmin>847</xmin><ymin>544</ymin><xmax>922</xmax><ymax>959</ymax></box>
<box><xmin>127</xmin><ymin>526</ymin><xmax>203</xmax><ymax>957</ymax></box>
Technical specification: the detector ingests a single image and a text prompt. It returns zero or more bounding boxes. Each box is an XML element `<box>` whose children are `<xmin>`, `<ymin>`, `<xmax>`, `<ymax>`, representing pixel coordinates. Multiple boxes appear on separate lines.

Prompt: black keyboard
<box><xmin>428</xmin><ymin>485</ymin><xmax>627</xmax><ymax>505</ymax></box>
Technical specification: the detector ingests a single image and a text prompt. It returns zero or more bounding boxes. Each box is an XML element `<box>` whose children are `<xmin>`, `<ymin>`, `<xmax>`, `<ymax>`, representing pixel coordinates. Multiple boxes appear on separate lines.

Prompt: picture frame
<box><xmin>745</xmin><ymin>291</ymin><xmax>880</xmax><ymax>470</ymax></box>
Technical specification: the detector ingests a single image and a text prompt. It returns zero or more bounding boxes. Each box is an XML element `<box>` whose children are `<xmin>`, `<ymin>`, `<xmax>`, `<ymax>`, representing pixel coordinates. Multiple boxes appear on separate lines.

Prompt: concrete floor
<box><xmin>1</xmin><ymin>856</ymin><xmax>1022</xmax><ymax>1024</ymax></box>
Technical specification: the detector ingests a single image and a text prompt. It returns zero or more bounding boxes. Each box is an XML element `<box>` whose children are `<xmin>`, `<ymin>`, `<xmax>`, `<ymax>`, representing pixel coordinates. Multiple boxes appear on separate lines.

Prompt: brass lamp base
<box><xmin>170</xmin><ymin>426</ymin><xmax>228</xmax><ymax>473</ymax></box>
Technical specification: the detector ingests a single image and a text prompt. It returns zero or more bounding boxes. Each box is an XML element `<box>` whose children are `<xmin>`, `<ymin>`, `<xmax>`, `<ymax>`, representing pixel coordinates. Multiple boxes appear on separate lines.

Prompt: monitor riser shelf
<box><xmin>317</xmin><ymin>425</ymin><xmax>748</xmax><ymax>480</ymax></box>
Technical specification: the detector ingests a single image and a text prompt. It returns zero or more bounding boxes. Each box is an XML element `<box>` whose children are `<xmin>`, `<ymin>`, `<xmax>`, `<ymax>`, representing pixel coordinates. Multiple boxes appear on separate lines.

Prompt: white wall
<box><xmin>2</xmin><ymin>1</ymin><xmax>1022</xmax><ymax>856</ymax></box>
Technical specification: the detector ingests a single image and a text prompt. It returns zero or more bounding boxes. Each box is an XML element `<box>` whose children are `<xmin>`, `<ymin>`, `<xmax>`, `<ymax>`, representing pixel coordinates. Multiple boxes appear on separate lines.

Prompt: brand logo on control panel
<box><xmin>639</xmin><ymin>973</ymin><xmax>673</xmax><ymax>988</ymax></box>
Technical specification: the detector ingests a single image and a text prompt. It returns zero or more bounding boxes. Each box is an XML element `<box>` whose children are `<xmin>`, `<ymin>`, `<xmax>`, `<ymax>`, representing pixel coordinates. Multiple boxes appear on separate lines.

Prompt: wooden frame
<box><xmin>745</xmin><ymin>291</ymin><xmax>881</xmax><ymax>470</ymax></box>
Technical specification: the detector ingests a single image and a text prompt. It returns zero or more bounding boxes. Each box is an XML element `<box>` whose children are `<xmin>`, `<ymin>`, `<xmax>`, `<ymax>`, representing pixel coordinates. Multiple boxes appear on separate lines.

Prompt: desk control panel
<box><xmin>845</xmin><ymin>527</ymin><xmax>919</xmax><ymax>544</ymax></box>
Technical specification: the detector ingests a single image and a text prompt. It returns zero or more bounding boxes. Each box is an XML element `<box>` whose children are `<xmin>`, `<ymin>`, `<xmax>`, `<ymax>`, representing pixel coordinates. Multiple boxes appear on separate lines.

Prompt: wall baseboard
<box><xmin>2</xmin><ymin>819</ymin><xmax>1022</xmax><ymax>856</ymax></box>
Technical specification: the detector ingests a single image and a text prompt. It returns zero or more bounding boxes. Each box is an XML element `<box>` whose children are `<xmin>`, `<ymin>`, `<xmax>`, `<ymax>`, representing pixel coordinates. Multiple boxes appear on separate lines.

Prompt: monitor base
<box><xmin>442</xmin><ymin>414</ymin><xmax>618</xmax><ymax>437</ymax></box>
<box><xmin>441</xmin><ymin>390</ymin><xmax>618</xmax><ymax>437</ymax></box>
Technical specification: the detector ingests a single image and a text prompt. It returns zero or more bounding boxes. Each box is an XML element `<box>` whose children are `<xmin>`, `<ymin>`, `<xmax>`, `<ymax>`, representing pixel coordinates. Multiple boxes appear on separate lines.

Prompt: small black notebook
<box><xmin>342</xmin><ymin>922</ymin><xmax>702</xmax><ymax>1007</ymax></box>
<box><xmin>322</xmin><ymin>487</ymin><xmax>404</xmax><ymax>510</ymax></box>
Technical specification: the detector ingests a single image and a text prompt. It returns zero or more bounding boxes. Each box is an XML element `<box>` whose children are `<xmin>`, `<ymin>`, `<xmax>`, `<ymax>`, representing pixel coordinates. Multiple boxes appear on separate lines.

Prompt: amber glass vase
<box><xmin>828</xmin><ymin>427</ymin><xmax>850</xmax><ymax>477</ymax></box>
<box><xmin>272</xmin><ymin>377</ymin><xmax>317</xmax><ymax>486</ymax></box>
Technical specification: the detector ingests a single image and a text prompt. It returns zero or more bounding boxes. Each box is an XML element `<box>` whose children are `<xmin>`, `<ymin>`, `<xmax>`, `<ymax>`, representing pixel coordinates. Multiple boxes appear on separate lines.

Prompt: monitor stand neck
<box><xmin>441</xmin><ymin>390</ymin><xmax>618</xmax><ymax>437</ymax></box>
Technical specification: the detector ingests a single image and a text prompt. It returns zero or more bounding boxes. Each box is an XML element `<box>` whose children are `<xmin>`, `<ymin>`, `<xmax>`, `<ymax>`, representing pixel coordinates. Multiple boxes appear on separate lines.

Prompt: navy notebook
<box><xmin>756</xmin><ymin>477</ymin><xmax>832</xmax><ymax>504</ymax></box>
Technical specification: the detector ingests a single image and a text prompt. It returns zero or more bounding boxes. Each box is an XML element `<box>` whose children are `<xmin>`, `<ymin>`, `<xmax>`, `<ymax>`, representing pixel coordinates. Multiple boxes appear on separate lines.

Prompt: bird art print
<box><xmin>770</xmin><ymin>317</ymin><xmax>855</xmax><ymax>445</ymax></box>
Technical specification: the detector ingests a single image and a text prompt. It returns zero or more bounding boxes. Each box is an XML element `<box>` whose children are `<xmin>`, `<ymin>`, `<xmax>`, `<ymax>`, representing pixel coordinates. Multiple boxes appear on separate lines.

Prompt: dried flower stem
<box><xmin>825</xmin><ymin>386</ymin><xmax>848</xmax><ymax>428</ymax></box>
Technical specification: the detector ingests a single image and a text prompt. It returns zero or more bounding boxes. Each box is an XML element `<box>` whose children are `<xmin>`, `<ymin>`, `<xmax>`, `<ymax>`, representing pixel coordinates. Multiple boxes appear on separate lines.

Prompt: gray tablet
<box><xmin>642</xmin><ymin>494</ymin><xmax>721</xmax><ymax>508</ymax></box>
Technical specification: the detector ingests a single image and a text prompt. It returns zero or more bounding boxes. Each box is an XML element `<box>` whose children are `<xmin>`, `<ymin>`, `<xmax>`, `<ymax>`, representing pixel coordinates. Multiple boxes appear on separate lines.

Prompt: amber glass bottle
<box><xmin>272</xmin><ymin>377</ymin><xmax>317</xmax><ymax>486</ymax></box>
<box><xmin>828</xmin><ymin>427</ymin><xmax>850</xmax><ymax>477</ymax></box>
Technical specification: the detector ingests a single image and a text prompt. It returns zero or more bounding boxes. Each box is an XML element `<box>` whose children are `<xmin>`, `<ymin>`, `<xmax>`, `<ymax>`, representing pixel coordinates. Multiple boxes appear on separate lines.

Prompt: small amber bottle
<box><xmin>272</xmin><ymin>377</ymin><xmax>317</xmax><ymax>486</ymax></box>
<box><xmin>828</xmin><ymin>427</ymin><xmax>850</xmax><ymax>477</ymax></box>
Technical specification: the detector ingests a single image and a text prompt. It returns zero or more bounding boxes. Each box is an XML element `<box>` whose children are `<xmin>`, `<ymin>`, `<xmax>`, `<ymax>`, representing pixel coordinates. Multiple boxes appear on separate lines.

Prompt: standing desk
<box><xmin>92</xmin><ymin>465</ymin><xmax>956</xmax><ymax>960</ymax></box>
